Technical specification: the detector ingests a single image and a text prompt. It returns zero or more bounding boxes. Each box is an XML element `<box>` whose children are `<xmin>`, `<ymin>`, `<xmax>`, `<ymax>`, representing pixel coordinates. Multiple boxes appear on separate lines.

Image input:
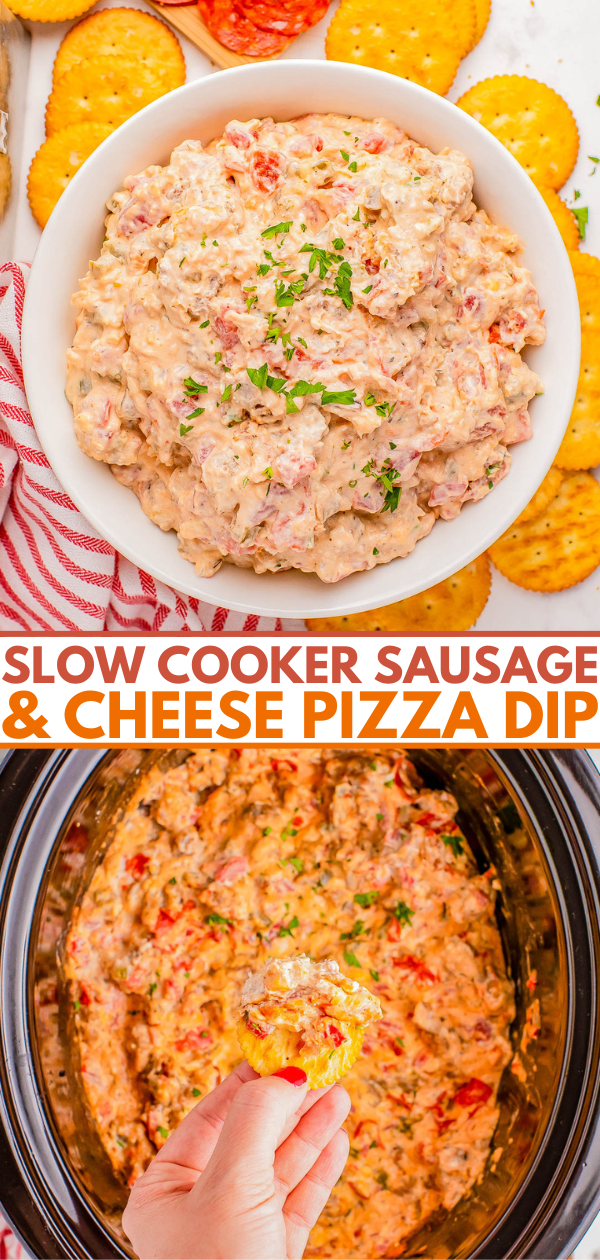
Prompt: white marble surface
<box><xmin>11</xmin><ymin>0</ymin><xmax>600</xmax><ymax>628</ymax></box>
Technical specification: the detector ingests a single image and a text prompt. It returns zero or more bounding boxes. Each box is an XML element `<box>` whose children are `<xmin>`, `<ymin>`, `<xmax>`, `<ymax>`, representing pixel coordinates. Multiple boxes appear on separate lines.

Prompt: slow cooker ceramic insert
<box><xmin>0</xmin><ymin>748</ymin><xmax>599</xmax><ymax>1259</ymax></box>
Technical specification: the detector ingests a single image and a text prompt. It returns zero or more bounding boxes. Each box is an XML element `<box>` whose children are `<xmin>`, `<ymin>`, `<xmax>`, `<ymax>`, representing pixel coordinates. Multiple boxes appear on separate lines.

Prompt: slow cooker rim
<box><xmin>0</xmin><ymin>748</ymin><xmax>599</xmax><ymax>1260</ymax></box>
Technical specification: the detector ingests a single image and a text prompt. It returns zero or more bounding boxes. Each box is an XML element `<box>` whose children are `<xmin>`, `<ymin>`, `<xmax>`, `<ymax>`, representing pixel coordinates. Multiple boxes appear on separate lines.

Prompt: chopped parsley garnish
<box><xmin>74</xmin><ymin>1000</ymin><xmax>81</xmax><ymax>1011</ymax></box>
<box><xmin>323</xmin><ymin>259</ymin><xmax>353</xmax><ymax>309</ymax></box>
<box><xmin>257</xmin><ymin>263</ymin><xmax>271</xmax><ymax>276</ymax></box>
<box><xmin>363</xmin><ymin>284</ymin><xmax>373</xmax><ymax>293</ymax></box>
<box><xmin>342</xmin><ymin>439</ymin><xmax>351</xmax><ymax>450</ymax></box>
<box><xmin>199</xmin><ymin>319</ymin><xmax>210</xmax><ymax>328</ymax></box>
<box><xmin>205</xmin><ymin>912</ymin><xmax>233</xmax><ymax>926</ymax></box>
<box><xmin>157</xmin><ymin>1127</ymin><xmax>169</xmax><ymax>1139</ymax></box>
<box><xmin>215</xmin><ymin>352</ymin><xmax>222</xmax><ymax>364</ymax></box>
<box><xmin>183</xmin><ymin>377</ymin><xmax>208</xmax><ymax>396</ymax></box>
<box><xmin>179</xmin><ymin>423</ymin><xmax>193</xmax><ymax>436</ymax></box>
<box><xmin>341</xmin><ymin>149</ymin><xmax>350</xmax><ymax>161</ymax></box>
<box><xmin>261</xmin><ymin>220</ymin><xmax>293</xmax><ymax>238</ymax></box>
<box><xmin>572</xmin><ymin>204</ymin><xmax>589</xmax><ymax>239</ymax></box>
<box><xmin>332</xmin><ymin>237</ymin><xmax>345</xmax><ymax>249</ymax></box>
<box><xmin>278</xmin><ymin>914</ymin><xmax>299</xmax><ymax>938</ymax></box>
<box><xmin>299</xmin><ymin>241</ymin><xmax>343</xmax><ymax>278</ymax></box>
<box><xmin>441</xmin><ymin>832</ymin><xmax>465</xmax><ymax>857</ymax></box>
<box><xmin>221</xmin><ymin>384</ymin><xmax>232</xmax><ymax>403</ymax></box>
<box><xmin>321</xmin><ymin>387</ymin><xmax>356</xmax><ymax>406</ymax></box>
<box><xmin>341</xmin><ymin>919</ymin><xmax>365</xmax><ymax>940</ymax></box>
<box><xmin>362</xmin><ymin>455</ymin><xmax>402</xmax><ymax>512</ymax></box>
<box><xmin>245</xmin><ymin>295</ymin><xmax>257</xmax><ymax>311</ymax></box>
<box><xmin>352</xmin><ymin>207</ymin><xmax>361</xmax><ymax>220</ymax></box>
<box><xmin>192</xmin><ymin>1088</ymin><xmax>201</xmax><ymax>1097</ymax></box>
<box><xmin>394</xmin><ymin>901</ymin><xmax>414</xmax><ymax>926</ymax></box>
<box><xmin>364</xmin><ymin>391</ymin><xmax>393</xmax><ymax>416</ymax></box>
<box><xmin>348</xmin><ymin>160</ymin><xmax>358</xmax><ymax>173</ymax></box>
<box><xmin>262</xmin><ymin>466</ymin><xmax>273</xmax><ymax>480</ymax></box>
<box><xmin>179</xmin><ymin>256</ymin><xmax>186</xmax><ymax>267</ymax></box>
<box><xmin>343</xmin><ymin>949</ymin><xmax>361</xmax><ymax>968</ymax></box>
<box><xmin>354</xmin><ymin>891</ymin><xmax>379</xmax><ymax>907</ymax></box>
<box><xmin>186</xmin><ymin>407</ymin><xmax>204</xmax><ymax>419</ymax></box>
<box><xmin>283</xmin><ymin>855</ymin><xmax>304</xmax><ymax>874</ymax></box>
<box><xmin>275</xmin><ymin>277</ymin><xmax>305</xmax><ymax>306</ymax></box>
<box><xmin>298</xmin><ymin>336</ymin><xmax>307</xmax><ymax>348</ymax></box>
<box><xmin>375</xmin><ymin>1170</ymin><xmax>389</xmax><ymax>1188</ymax></box>
<box><xmin>262</xmin><ymin>826</ymin><xmax>271</xmax><ymax>835</ymax></box>
<box><xmin>148</xmin><ymin>983</ymin><xmax>157</xmax><ymax>996</ymax></box>
<box><xmin>247</xmin><ymin>363</ymin><xmax>269</xmax><ymax>389</ymax></box>
<box><xmin>370</xmin><ymin>969</ymin><xmax>380</xmax><ymax>982</ymax></box>
<box><xmin>373</xmin><ymin>547</ymin><xmax>379</xmax><ymax>555</ymax></box>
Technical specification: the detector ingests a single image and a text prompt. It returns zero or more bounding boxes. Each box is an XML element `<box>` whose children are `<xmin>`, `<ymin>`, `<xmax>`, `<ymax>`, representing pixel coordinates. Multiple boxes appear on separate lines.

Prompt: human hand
<box><xmin>122</xmin><ymin>1061</ymin><xmax>351</xmax><ymax>1260</ymax></box>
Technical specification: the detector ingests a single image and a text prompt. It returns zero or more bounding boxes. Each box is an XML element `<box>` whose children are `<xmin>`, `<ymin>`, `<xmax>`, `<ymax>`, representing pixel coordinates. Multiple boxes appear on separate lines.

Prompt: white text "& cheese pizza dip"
<box><xmin>66</xmin><ymin>115</ymin><xmax>545</xmax><ymax>581</ymax></box>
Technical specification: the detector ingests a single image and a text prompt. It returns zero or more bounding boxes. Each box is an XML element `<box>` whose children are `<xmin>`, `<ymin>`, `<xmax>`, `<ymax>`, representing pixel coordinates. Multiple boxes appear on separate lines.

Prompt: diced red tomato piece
<box><xmin>393</xmin><ymin>955</ymin><xmax>439</xmax><ymax>984</ymax></box>
<box><xmin>125</xmin><ymin>853</ymin><xmax>150</xmax><ymax>879</ymax></box>
<box><xmin>271</xmin><ymin>758</ymin><xmax>298</xmax><ymax>773</ymax></box>
<box><xmin>154</xmin><ymin>908</ymin><xmax>176</xmax><ymax>934</ymax></box>
<box><xmin>328</xmin><ymin>1023</ymin><xmax>346</xmax><ymax>1047</ymax></box>
<box><xmin>488</xmin><ymin>323</ymin><xmax>501</xmax><ymax>343</ymax></box>
<box><xmin>79</xmin><ymin>985</ymin><xmax>91</xmax><ymax>1006</ymax></box>
<box><xmin>245</xmin><ymin>1011</ymin><xmax>268</xmax><ymax>1039</ymax></box>
<box><xmin>452</xmin><ymin>1078</ymin><xmax>492</xmax><ymax>1107</ymax></box>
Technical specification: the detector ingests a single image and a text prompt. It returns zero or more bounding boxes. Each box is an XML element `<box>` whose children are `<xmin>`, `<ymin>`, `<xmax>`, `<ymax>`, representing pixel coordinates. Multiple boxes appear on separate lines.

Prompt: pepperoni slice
<box><xmin>239</xmin><ymin>0</ymin><xmax>328</xmax><ymax>37</ymax></box>
<box><xmin>199</xmin><ymin>0</ymin><xmax>290</xmax><ymax>56</ymax></box>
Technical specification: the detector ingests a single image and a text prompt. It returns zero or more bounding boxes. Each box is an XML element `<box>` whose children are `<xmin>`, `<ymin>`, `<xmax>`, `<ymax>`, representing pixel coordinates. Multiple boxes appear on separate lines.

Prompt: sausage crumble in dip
<box><xmin>66</xmin><ymin>748</ymin><xmax>515</xmax><ymax>1258</ymax></box>
<box><xmin>66</xmin><ymin>113</ymin><xmax>545</xmax><ymax>583</ymax></box>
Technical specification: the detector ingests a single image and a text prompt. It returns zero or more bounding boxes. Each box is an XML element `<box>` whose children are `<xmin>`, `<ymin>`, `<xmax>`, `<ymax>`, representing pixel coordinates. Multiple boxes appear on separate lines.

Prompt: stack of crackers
<box><xmin>27</xmin><ymin>9</ymin><xmax>186</xmax><ymax>228</ymax></box>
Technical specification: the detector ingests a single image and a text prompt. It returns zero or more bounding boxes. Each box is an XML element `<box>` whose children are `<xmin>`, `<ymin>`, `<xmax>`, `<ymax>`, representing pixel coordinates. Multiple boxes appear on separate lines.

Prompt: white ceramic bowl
<box><xmin>22</xmin><ymin>61</ymin><xmax>580</xmax><ymax>619</ymax></box>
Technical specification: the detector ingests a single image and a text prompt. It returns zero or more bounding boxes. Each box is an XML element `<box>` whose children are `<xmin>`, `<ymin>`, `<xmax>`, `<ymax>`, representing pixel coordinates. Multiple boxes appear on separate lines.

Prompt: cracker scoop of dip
<box><xmin>66</xmin><ymin>113</ymin><xmax>544</xmax><ymax>583</ymax></box>
<box><xmin>237</xmin><ymin>954</ymin><xmax>382</xmax><ymax>1086</ymax></box>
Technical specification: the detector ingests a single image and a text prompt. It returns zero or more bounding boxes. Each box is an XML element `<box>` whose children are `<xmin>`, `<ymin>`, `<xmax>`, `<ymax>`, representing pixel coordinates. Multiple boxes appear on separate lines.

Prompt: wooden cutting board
<box><xmin>146</xmin><ymin>2</ymin><xmax>291</xmax><ymax>67</ymax></box>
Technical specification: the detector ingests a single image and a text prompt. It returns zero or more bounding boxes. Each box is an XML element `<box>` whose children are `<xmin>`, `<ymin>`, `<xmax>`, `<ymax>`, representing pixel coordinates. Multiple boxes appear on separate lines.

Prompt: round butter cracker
<box><xmin>488</xmin><ymin>471</ymin><xmax>600</xmax><ymax>591</ymax></box>
<box><xmin>28</xmin><ymin>123</ymin><xmax>111</xmax><ymax>229</ymax></box>
<box><xmin>457</xmin><ymin>75</ymin><xmax>578</xmax><ymax>188</ymax></box>
<box><xmin>306</xmin><ymin>554</ymin><xmax>491</xmax><ymax>631</ymax></box>
<box><xmin>46</xmin><ymin>56</ymin><xmax>183</xmax><ymax>136</ymax></box>
<box><xmin>535</xmin><ymin>185</ymin><xmax>580</xmax><ymax>252</ymax></box>
<box><xmin>52</xmin><ymin>8</ymin><xmax>185</xmax><ymax>86</ymax></box>
<box><xmin>4</xmin><ymin>0</ymin><xmax>93</xmax><ymax>21</ymax></box>
<box><xmin>325</xmin><ymin>0</ymin><xmax>463</xmax><ymax>96</ymax></box>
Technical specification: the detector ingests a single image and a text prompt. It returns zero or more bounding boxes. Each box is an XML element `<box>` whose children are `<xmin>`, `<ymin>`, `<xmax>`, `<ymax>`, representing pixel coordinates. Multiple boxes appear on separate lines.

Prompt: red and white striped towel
<box><xmin>0</xmin><ymin>262</ymin><xmax>300</xmax><ymax>632</ymax></box>
<box><xmin>0</xmin><ymin>1214</ymin><xmax>24</xmax><ymax>1259</ymax></box>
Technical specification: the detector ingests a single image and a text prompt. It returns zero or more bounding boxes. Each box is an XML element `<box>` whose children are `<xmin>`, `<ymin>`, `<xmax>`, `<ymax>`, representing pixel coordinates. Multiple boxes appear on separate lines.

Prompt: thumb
<box><xmin>193</xmin><ymin>1073</ymin><xmax>309</xmax><ymax>1203</ymax></box>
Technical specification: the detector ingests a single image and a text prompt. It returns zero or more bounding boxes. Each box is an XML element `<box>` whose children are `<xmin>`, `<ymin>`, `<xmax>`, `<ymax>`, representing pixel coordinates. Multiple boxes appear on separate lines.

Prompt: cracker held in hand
<box><xmin>52</xmin><ymin>8</ymin><xmax>186</xmax><ymax>87</ymax></box>
<box><xmin>45</xmin><ymin>57</ymin><xmax>184</xmax><ymax>136</ymax></box>
<box><xmin>457</xmin><ymin>76</ymin><xmax>578</xmax><ymax>189</ymax></box>
<box><xmin>306</xmin><ymin>554</ymin><xmax>491</xmax><ymax>632</ymax></box>
<box><xmin>237</xmin><ymin>955</ymin><xmax>382</xmax><ymax>1088</ymax></box>
<box><xmin>488</xmin><ymin>470</ymin><xmax>600</xmax><ymax>591</ymax></box>
<box><xmin>325</xmin><ymin>0</ymin><xmax>468</xmax><ymax>95</ymax></box>
<box><xmin>28</xmin><ymin>124</ymin><xmax>111</xmax><ymax>229</ymax></box>
<box><xmin>554</xmin><ymin>253</ymin><xmax>600</xmax><ymax>469</ymax></box>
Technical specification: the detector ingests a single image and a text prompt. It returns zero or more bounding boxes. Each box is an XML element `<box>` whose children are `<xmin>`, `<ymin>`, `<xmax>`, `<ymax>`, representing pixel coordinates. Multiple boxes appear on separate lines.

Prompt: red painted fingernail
<box><xmin>272</xmin><ymin>1066</ymin><xmax>307</xmax><ymax>1086</ymax></box>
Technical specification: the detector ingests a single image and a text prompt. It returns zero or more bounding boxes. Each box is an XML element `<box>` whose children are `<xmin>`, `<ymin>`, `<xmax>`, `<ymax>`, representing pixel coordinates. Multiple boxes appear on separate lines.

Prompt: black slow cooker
<box><xmin>0</xmin><ymin>748</ymin><xmax>600</xmax><ymax>1260</ymax></box>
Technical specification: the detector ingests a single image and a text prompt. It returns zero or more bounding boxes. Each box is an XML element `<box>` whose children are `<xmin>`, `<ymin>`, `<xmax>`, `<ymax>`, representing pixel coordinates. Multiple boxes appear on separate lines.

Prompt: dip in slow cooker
<box><xmin>66</xmin><ymin>748</ymin><xmax>515</xmax><ymax>1258</ymax></box>
<box><xmin>66</xmin><ymin>112</ymin><xmax>544</xmax><ymax>583</ymax></box>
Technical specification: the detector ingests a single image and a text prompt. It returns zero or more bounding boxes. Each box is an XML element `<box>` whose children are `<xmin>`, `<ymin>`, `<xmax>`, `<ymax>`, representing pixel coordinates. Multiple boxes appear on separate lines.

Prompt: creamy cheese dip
<box><xmin>66</xmin><ymin>113</ymin><xmax>545</xmax><ymax>582</ymax></box>
<box><xmin>65</xmin><ymin>748</ymin><xmax>515</xmax><ymax>1258</ymax></box>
